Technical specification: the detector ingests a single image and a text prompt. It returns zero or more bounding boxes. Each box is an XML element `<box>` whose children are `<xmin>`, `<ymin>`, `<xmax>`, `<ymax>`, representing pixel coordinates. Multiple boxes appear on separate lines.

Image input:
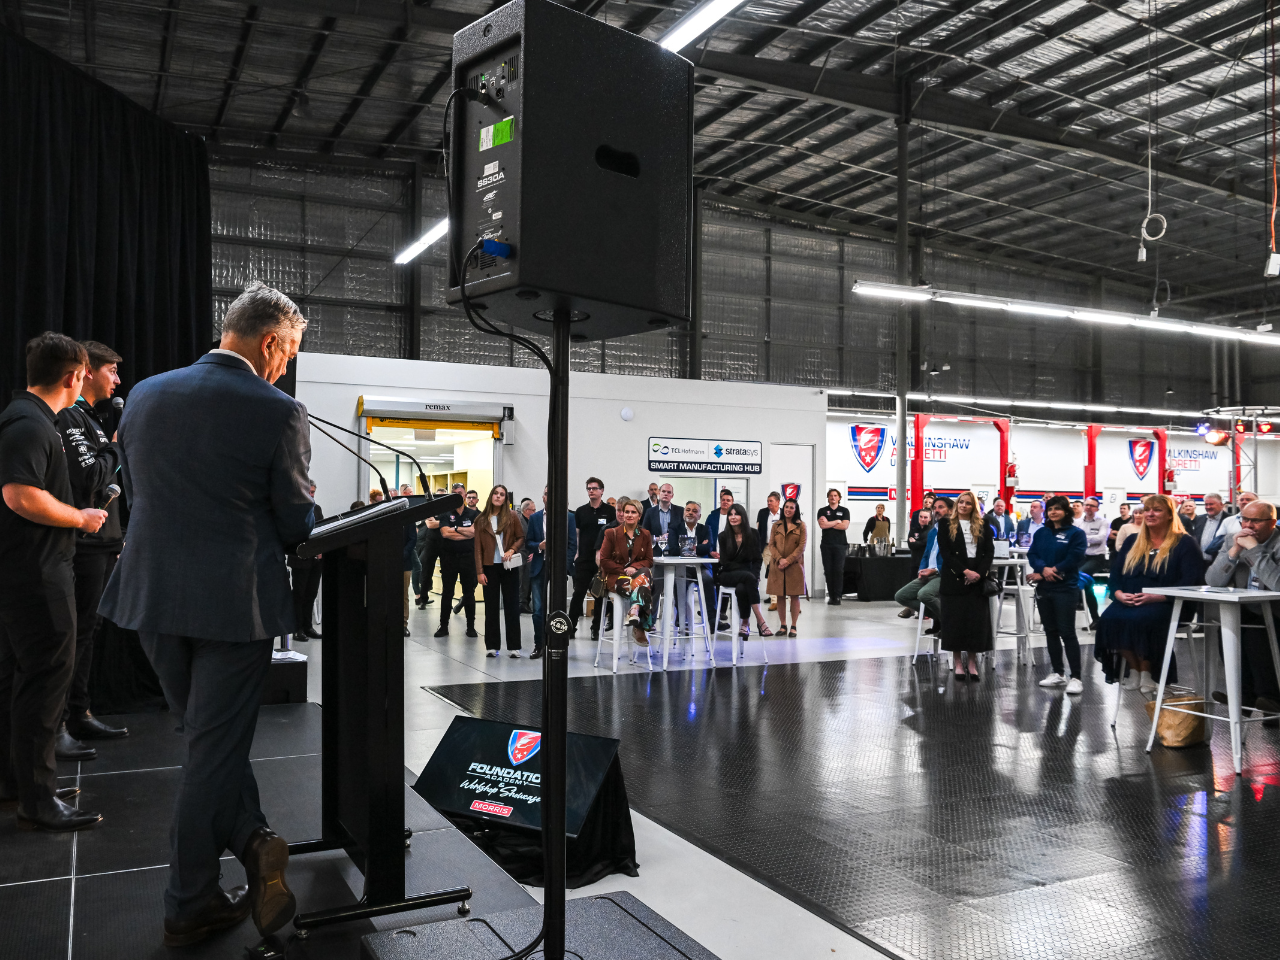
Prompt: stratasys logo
<box><xmin>717</xmin><ymin>445</ymin><xmax>758</xmax><ymax>458</ymax></box>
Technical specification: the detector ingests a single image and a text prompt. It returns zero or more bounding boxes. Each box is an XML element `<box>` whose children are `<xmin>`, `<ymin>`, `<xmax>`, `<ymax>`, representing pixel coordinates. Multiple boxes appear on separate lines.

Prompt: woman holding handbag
<box><xmin>767</xmin><ymin>497</ymin><xmax>807</xmax><ymax>637</ymax></box>
<box><xmin>474</xmin><ymin>485</ymin><xmax>525</xmax><ymax>658</ymax></box>
<box><xmin>935</xmin><ymin>490</ymin><xmax>994</xmax><ymax>682</ymax></box>
<box><xmin>599</xmin><ymin>499</ymin><xmax>656</xmax><ymax>646</ymax></box>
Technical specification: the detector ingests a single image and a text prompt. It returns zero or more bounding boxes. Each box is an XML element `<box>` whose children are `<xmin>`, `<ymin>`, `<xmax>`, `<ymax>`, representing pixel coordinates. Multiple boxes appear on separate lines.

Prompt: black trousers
<box><xmin>139</xmin><ymin>632</ymin><xmax>272</xmax><ymax>921</ymax></box>
<box><xmin>717</xmin><ymin>570</ymin><xmax>761</xmax><ymax>619</ymax></box>
<box><xmin>0</xmin><ymin>594</ymin><xmax>76</xmax><ymax>806</ymax></box>
<box><xmin>290</xmin><ymin>559</ymin><xmax>322</xmax><ymax>634</ymax></box>
<box><xmin>1239</xmin><ymin>608</ymin><xmax>1280</xmax><ymax>702</ymax></box>
<box><xmin>569</xmin><ymin>565</ymin><xmax>604</xmax><ymax>635</ymax></box>
<box><xmin>481</xmin><ymin>564</ymin><xmax>523</xmax><ymax>650</ymax></box>
<box><xmin>417</xmin><ymin>540</ymin><xmax>440</xmax><ymax>598</ymax></box>
<box><xmin>820</xmin><ymin>542</ymin><xmax>846</xmax><ymax>600</ymax></box>
<box><xmin>1037</xmin><ymin>589</ymin><xmax>1082</xmax><ymax>677</ymax></box>
<box><xmin>68</xmin><ymin>549</ymin><xmax>114</xmax><ymax>719</ymax></box>
<box><xmin>439</xmin><ymin>552</ymin><xmax>477</xmax><ymax>627</ymax></box>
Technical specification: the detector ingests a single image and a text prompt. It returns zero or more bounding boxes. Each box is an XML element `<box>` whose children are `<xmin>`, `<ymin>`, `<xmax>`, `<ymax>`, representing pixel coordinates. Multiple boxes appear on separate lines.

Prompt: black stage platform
<box><xmin>432</xmin><ymin>650</ymin><xmax>1280</xmax><ymax>960</ymax></box>
<box><xmin>0</xmin><ymin>703</ymin><xmax>535</xmax><ymax>960</ymax></box>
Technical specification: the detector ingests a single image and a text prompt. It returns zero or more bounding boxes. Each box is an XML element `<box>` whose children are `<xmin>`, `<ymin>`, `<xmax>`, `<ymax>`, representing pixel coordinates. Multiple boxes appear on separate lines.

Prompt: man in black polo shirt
<box><xmin>816</xmin><ymin>488</ymin><xmax>851</xmax><ymax>606</ymax></box>
<box><xmin>434</xmin><ymin>496</ymin><xmax>479</xmax><ymax>638</ymax></box>
<box><xmin>568</xmin><ymin>477</ymin><xmax>616</xmax><ymax>640</ymax></box>
<box><xmin>418</xmin><ymin>482</ymin><xmax>464</xmax><ymax>608</ymax></box>
<box><xmin>55</xmin><ymin>340</ymin><xmax>129</xmax><ymax>754</ymax></box>
<box><xmin>0</xmin><ymin>333</ymin><xmax>107</xmax><ymax>831</ymax></box>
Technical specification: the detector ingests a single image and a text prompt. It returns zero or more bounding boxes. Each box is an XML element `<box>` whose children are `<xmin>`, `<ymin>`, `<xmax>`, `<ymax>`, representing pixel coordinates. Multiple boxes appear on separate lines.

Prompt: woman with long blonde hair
<box><xmin>1093</xmin><ymin>494</ymin><xmax>1203</xmax><ymax>692</ymax></box>
<box><xmin>934</xmin><ymin>490</ymin><xmax>995</xmax><ymax>682</ymax></box>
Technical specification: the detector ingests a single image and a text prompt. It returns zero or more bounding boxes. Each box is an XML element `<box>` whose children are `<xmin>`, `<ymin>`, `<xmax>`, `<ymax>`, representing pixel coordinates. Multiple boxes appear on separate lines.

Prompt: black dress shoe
<box><xmin>55</xmin><ymin>724</ymin><xmax>96</xmax><ymax>760</ymax></box>
<box><xmin>16</xmin><ymin>795</ymin><xmax>102</xmax><ymax>832</ymax></box>
<box><xmin>530</xmin><ymin>648</ymin><xmax>545</xmax><ymax>660</ymax></box>
<box><xmin>465</xmin><ymin>625</ymin><xmax>479</xmax><ymax>638</ymax></box>
<box><xmin>453</xmin><ymin>599</ymin><xmax>465</xmax><ymax>614</ymax></box>
<box><xmin>423</xmin><ymin>596</ymin><xmax>434</xmax><ymax>605</ymax></box>
<box><xmin>67</xmin><ymin>711</ymin><xmax>129</xmax><ymax>741</ymax></box>
<box><xmin>242</xmin><ymin>827</ymin><xmax>295</xmax><ymax>936</ymax></box>
<box><xmin>303</xmin><ymin>628</ymin><xmax>323</xmax><ymax>640</ymax></box>
<box><xmin>162</xmin><ymin>885</ymin><xmax>251</xmax><ymax>947</ymax></box>
<box><xmin>1</xmin><ymin>785</ymin><xmax>78</xmax><ymax>805</ymax></box>
<box><xmin>434</xmin><ymin>625</ymin><xmax>449</xmax><ymax>637</ymax></box>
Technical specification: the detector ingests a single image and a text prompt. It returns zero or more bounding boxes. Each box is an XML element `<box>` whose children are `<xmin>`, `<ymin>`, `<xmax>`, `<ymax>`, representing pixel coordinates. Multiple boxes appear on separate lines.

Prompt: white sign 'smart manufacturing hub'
<box><xmin>648</xmin><ymin>437</ymin><xmax>763</xmax><ymax>475</ymax></box>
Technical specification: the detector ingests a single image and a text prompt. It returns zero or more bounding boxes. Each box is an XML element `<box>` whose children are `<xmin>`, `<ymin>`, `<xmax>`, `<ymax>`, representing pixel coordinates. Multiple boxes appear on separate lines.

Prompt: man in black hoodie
<box><xmin>55</xmin><ymin>341</ymin><xmax>129</xmax><ymax>754</ymax></box>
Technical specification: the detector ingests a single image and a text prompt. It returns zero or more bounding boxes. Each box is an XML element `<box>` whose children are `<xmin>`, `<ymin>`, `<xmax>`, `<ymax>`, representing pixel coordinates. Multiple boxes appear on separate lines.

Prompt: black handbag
<box><xmin>982</xmin><ymin>575</ymin><xmax>1002</xmax><ymax>598</ymax></box>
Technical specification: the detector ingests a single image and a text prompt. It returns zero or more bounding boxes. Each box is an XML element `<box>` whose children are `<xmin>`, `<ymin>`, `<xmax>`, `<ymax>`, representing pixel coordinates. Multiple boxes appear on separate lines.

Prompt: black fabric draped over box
<box><xmin>1</xmin><ymin>28</ymin><xmax>211</xmax><ymax>711</ymax></box>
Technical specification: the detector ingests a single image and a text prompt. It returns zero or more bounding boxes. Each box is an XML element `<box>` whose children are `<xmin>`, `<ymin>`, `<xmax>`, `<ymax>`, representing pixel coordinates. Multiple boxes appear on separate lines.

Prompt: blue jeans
<box><xmin>531</xmin><ymin>570</ymin><xmax>547</xmax><ymax>650</ymax></box>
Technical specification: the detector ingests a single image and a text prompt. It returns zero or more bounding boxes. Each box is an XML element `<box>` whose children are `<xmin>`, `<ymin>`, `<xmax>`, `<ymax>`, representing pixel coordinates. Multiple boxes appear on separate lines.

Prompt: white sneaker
<box><xmin>1121</xmin><ymin>670</ymin><xmax>1141</xmax><ymax>691</ymax></box>
<box><xmin>1039</xmin><ymin>673</ymin><xmax>1067</xmax><ymax>688</ymax></box>
<box><xmin>1065</xmin><ymin>677</ymin><xmax>1084</xmax><ymax>695</ymax></box>
<box><xmin>1138</xmin><ymin>671</ymin><xmax>1159</xmax><ymax>694</ymax></box>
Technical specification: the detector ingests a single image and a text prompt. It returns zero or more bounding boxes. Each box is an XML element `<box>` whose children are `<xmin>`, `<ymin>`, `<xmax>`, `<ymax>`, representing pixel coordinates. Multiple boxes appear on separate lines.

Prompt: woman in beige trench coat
<box><xmin>766</xmin><ymin>498</ymin><xmax>807</xmax><ymax>637</ymax></box>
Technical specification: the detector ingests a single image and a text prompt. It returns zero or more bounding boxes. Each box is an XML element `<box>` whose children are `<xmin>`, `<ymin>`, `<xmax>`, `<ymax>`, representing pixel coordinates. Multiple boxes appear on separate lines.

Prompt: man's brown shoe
<box><xmin>162</xmin><ymin>886</ymin><xmax>251</xmax><ymax>947</ymax></box>
<box><xmin>242</xmin><ymin>827</ymin><xmax>295</xmax><ymax>936</ymax></box>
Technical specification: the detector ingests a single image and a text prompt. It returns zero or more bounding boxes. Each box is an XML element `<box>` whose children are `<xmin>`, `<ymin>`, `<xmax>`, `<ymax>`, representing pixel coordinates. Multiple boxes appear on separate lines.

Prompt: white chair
<box><xmin>714</xmin><ymin>585</ymin><xmax>768</xmax><ymax>666</ymax></box>
<box><xmin>593</xmin><ymin>591</ymin><xmax>652</xmax><ymax>673</ymax></box>
<box><xmin>912</xmin><ymin>602</ymin><xmax>940</xmax><ymax>663</ymax></box>
<box><xmin>670</xmin><ymin>573</ymin><xmax>715</xmax><ymax>666</ymax></box>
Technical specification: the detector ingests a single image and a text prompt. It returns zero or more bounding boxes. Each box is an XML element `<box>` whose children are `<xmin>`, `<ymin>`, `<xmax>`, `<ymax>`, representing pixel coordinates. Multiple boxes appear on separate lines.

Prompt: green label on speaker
<box><xmin>479</xmin><ymin>117</ymin><xmax>514</xmax><ymax>152</ymax></box>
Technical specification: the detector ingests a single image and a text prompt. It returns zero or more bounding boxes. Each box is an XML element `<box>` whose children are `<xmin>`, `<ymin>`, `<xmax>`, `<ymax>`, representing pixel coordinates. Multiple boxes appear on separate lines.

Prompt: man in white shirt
<box><xmin>1078</xmin><ymin>497</ymin><xmax>1109</xmax><ymax>576</ymax></box>
<box><xmin>1218</xmin><ymin>491</ymin><xmax>1259</xmax><ymax>542</ymax></box>
<box><xmin>756</xmin><ymin>492</ymin><xmax>782</xmax><ymax>610</ymax></box>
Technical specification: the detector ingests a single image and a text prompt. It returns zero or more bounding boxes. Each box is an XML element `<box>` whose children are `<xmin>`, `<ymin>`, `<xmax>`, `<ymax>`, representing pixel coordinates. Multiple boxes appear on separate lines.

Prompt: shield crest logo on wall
<box><xmin>1129</xmin><ymin>439</ymin><xmax>1153</xmax><ymax>480</ymax></box>
<box><xmin>850</xmin><ymin>425</ymin><xmax>887</xmax><ymax>473</ymax></box>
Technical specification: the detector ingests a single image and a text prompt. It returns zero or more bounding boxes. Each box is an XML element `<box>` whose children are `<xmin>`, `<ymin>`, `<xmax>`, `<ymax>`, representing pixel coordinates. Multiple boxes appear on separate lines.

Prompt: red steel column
<box><xmin>1153</xmin><ymin>428</ymin><xmax>1168</xmax><ymax>496</ymax></box>
<box><xmin>994</xmin><ymin>419</ymin><xmax>1011</xmax><ymax>504</ymax></box>
<box><xmin>911</xmin><ymin>414</ymin><xmax>931</xmax><ymax>512</ymax></box>
<box><xmin>1084</xmin><ymin>424</ymin><xmax>1102</xmax><ymax>499</ymax></box>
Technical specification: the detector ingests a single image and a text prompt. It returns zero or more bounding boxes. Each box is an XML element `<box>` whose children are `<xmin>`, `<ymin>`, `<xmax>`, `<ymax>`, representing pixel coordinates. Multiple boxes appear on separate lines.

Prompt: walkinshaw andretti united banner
<box><xmin>648</xmin><ymin>437</ymin><xmax>762</xmax><ymax>475</ymax></box>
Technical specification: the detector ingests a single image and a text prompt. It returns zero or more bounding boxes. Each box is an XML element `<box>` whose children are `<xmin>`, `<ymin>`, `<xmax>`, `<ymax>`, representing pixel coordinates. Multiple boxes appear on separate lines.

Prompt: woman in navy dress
<box><xmin>1093</xmin><ymin>494</ymin><xmax>1202</xmax><ymax>692</ymax></box>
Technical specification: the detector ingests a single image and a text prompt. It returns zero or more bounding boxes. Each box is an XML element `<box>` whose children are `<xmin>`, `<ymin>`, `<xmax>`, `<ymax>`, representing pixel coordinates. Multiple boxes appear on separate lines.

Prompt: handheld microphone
<box><xmin>308</xmin><ymin>422</ymin><xmax>391</xmax><ymax>500</ymax></box>
<box><xmin>307</xmin><ymin>413</ymin><xmax>431</xmax><ymax>497</ymax></box>
<box><xmin>99</xmin><ymin>483</ymin><xmax>121</xmax><ymax>509</ymax></box>
<box><xmin>112</xmin><ymin>397</ymin><xmax>124</xmax><ymax>411</ymax></box>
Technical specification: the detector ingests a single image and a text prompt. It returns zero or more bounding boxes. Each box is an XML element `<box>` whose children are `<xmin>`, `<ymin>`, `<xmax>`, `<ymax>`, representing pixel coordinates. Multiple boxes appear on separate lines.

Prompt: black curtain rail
<box><xmin>0</xmin><ymin>27</ymin><xmax>211</xmax><ymax>399</ymax></box>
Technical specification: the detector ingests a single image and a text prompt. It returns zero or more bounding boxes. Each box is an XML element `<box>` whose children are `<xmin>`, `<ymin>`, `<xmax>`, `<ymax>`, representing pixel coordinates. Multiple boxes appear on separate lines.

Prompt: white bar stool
<box><xmin>593</xmin><ymin>591</ymin><xmax>653</xmax><ymax>673</ymax></box>
<box><xmin>715</xmin><ymin>585</ymin><xmax>767</xmax><ymax>666</ymax></box>
<box><xmin>676</xmin><ymin>575</ymin><xmax>715</xmax><ymax>666</ymax></box>
<box><xmin>912</xmin><ymin>602</ymin><xmax>940</xmax><ymax>663</ymax></box>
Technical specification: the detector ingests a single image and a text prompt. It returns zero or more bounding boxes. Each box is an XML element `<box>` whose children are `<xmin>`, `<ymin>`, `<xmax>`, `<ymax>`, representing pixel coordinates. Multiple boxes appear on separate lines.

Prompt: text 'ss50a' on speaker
<box><xmin>446</xmin><ymin>0</ymin><xmax>693</xmax><ymax>341</ymax></box>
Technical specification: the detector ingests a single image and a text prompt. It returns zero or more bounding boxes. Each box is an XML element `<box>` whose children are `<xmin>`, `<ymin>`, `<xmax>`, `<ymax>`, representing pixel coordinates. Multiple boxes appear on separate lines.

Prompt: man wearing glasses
<box><xmin>1205</xmin><ymin>499</ymin><xmax>1280</xmax><ymax>723</ymax></box>
<box><xmin>568</xmin><ymin>478</ymin><xmax>615</xmax><ymax>640</ymax></box>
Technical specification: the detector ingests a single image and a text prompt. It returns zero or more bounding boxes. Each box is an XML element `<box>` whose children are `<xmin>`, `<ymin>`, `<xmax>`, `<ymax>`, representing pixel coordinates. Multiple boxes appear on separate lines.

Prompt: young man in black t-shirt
<box><xmin>434</xmin><ymin>498</ymin><xmax>479</xmax><ymax>637</ymax></box>
<box><xmin>568</xmin><ymin>477</ymin><xmax>616</xmax><ymax>639</ymax></box>
<box><xmin>0</xmin><ymin>334</ymin><xmax>107</xmax><ymax>831</ymax></box>
<box><xmin>816</xmin><ymin>488</ymin><xmax>851</xmax><ymax>605</ymax></box>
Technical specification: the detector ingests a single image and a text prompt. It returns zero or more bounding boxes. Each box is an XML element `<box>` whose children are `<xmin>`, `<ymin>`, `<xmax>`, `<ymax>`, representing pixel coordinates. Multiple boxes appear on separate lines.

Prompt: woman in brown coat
<box><xmin>767</xmin><ymin>497</ymin><xmax>807</xmax><ymax>637</ymax></box>
<box><xmin>599</xmin><ymin>499</ymin><xmax>655</xmax><ymax>646</ymax></box>
<box><xmin>474</xmin><ymin>485</ymin><xmax>525</xmax><ymax>657</ymax></box>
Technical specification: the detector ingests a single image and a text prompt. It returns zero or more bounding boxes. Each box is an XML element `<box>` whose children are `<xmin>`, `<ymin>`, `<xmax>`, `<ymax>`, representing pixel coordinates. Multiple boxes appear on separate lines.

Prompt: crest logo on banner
<box><xmin>1129</xmin><ymin>439</ymin><xmax>1154</xmax><ymax>480</ymax></box>
<box><xmin>850</xmin><ymin>425</ymin><xmax>888</xmax><ymax>473</ymax></box>
<box><xmin>781</xmin><ymin>482</ymin><xmax>801</xmax><ymax>501</ymax></box>
<box><xmin>507</xmin><ymin>729</ymin><xmax>541</xmax><ymax>766</ymax></box>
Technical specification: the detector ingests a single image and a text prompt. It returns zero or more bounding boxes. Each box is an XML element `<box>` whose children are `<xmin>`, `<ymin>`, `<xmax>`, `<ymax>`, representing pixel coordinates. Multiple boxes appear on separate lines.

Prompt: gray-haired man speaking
<box><xmin>100</xmin><ymin>282</ymin><xmax>315</xmax><ymax>947</ymax></box>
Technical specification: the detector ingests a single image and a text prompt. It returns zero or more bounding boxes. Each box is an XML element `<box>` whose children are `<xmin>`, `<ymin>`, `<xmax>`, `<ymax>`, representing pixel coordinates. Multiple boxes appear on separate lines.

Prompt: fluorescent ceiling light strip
<box><xmin>394</xmin><ymin>218</ymin><xmax>448</xmax><ymax>264</ymax></box>
<box><xmin>658</xmin><ymin>0</ymin><xmax>749</xmax><ymax>51</ymax></box>
<box><xmin>850</xmin><ymin>281</ymin><xmax>1280</xmax><ymax>347</ymax></box>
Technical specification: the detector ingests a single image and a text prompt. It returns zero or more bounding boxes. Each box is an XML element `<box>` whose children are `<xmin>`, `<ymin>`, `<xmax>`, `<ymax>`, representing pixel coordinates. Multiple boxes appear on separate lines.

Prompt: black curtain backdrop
<box><xmin>0</xmin><ymin>27</ymin><xmax>211</xmax><ymax>401</ymax></box>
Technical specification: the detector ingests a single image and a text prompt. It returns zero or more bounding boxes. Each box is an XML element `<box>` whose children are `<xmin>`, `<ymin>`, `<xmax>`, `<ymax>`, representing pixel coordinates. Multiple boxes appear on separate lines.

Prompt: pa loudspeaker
<box><xmin>446</xmin><ymin>0</ymin><xmax>694</xmax><ymax>341</ymax></box>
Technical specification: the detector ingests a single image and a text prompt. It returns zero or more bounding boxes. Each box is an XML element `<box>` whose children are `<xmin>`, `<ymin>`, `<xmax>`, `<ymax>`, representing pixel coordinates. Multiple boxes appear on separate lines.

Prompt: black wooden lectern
<box><xmin>288</xmin><ymin>494</ymin><xmax>471</xmax><ymax>931</ymax></box>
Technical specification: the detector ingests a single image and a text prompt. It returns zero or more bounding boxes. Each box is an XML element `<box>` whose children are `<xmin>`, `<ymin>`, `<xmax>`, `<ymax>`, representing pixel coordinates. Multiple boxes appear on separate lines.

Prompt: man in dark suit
<box><xmin>99</xmin><ymin>282</ymin><xmax>314</xmax><ymax>948</ymax></box>
<box><xmin>526</xmin><ymin>486</ymin><xmax>576</xmax><ymax>659</ymax></box>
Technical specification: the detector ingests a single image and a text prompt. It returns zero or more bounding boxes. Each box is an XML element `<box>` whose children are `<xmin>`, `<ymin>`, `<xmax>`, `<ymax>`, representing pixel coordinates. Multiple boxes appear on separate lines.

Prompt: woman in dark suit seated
<box><xmin>935</xmin><ymin>490</ymin><xmax>994</xmax><ymax>683</ymax></box>
<box><xmin>716</xmin><ymin>503</ymin><xmax>774</xmax><ymax>639</ymax></box>
<box><xmin>1094</xmin><ymin>494</ymin><xmax>1202</xmax><ymax>693</ymax></box>
<box><xmin>599</xmin><ymin>498</ymin><xmax>655</xmax><ymax>647</ymax></box>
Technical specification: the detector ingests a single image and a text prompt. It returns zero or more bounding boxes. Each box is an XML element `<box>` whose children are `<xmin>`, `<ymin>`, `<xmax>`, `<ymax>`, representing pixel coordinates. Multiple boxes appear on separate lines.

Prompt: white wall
<box><xmin>297</xmin><ymin>354</ymin><xmax>829</xmax><ymax>580</ymax></box>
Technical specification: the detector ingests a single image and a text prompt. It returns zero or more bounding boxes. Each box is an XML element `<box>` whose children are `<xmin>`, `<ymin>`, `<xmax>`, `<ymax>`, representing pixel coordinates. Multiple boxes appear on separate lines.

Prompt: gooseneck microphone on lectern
<box><xmin>309</xmin><ymin>421</ymin><xmax>391</xmax><ymax>500</ymax></box>
<box><xmin>98</xmin><ymin>483</ymin><xmax>121</xmax><ymax>510</ymax></box>
<box><xmin>307</xmin><ymin>414</ymin><xmax>431</xmax><ymax>497</ymax></box>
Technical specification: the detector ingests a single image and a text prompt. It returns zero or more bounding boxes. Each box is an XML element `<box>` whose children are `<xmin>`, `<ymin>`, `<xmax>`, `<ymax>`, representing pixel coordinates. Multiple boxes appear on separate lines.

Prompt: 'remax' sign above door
<box><xmin>649</xmin><ymin>437</ymin><xmax>762</xmax><ymax>474</ymax></box>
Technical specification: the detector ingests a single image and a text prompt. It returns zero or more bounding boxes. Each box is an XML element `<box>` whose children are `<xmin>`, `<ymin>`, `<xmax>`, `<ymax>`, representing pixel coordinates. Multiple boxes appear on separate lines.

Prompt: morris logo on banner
<box><xmin>1129</xmin><ymin>439</ymin><xmax>1154</xmax><ymax>480</ymax></box>
<box><xmin>851</xmin><ymin>425</ymin><xmax>887</xmax><ymax>473</ymax></box>
<box><xmin>508</xmin><ymin>729</ymin><xmax>541</xmax><ymax>766</ymax></box>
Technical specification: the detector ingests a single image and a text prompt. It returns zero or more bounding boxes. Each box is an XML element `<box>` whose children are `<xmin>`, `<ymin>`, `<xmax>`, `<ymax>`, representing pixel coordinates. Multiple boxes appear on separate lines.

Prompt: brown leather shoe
<box><xmin>162</xmin><ymin>885</ymin><xmax>251</xmax><ymax>947</ymax></box>
<box><xmin>242</xmin><ymin>827</ymin><xmax>295</xmax><ymax>936</ymax></box>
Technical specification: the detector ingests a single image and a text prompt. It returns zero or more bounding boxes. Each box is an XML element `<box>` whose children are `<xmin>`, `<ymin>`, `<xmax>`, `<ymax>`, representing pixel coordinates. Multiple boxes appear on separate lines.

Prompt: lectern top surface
<box><xmin>310</xmin><ymin>497</ymin><xmax>409</xmax><ymax>540</ymax></box>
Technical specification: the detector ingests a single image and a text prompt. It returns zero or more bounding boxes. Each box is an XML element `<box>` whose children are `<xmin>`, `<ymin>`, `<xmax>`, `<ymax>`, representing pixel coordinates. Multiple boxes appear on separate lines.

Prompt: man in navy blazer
<box><xmin>99</xmin><ymin>283</ymin><xmax>313</xmax><ymax>947</ymax></box>
<box><xmin>525</xmin><ymin>486</ymin><xmax>576</xmax><ymax>658</ymax></box>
